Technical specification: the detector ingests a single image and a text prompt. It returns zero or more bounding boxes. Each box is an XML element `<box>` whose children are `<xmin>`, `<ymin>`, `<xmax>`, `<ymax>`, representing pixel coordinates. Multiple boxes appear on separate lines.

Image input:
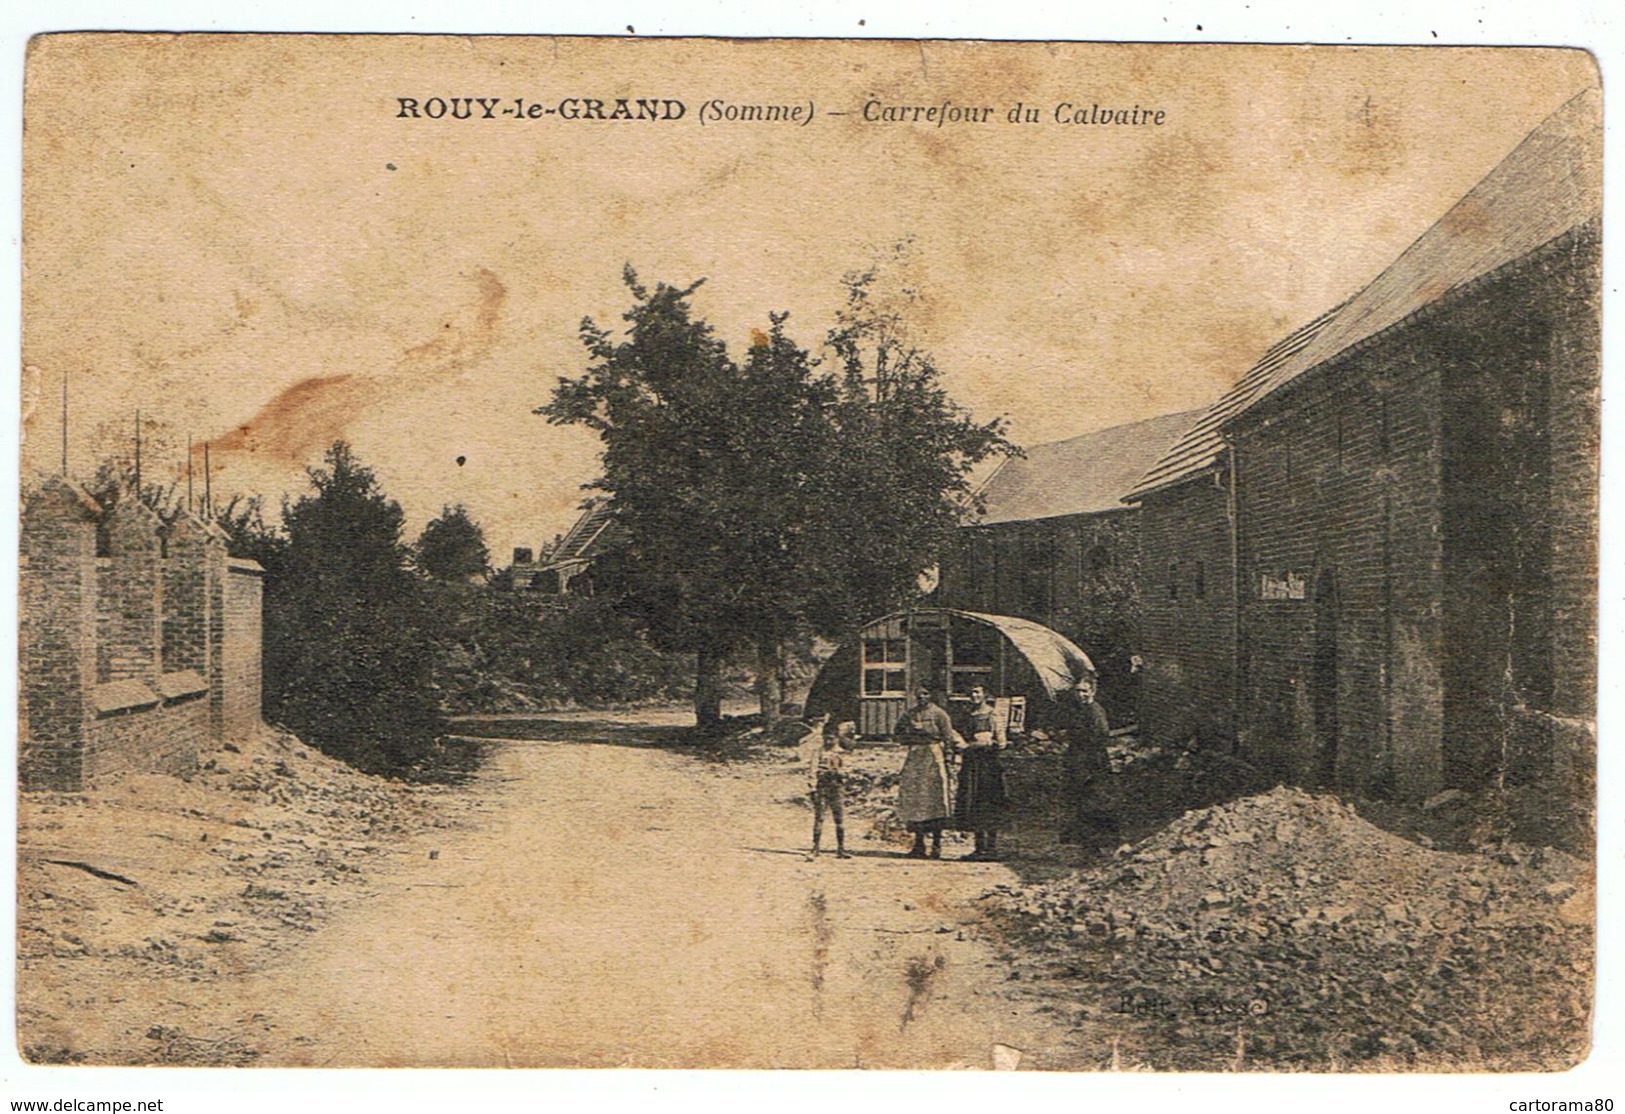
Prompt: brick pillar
<box><xmin>205</xmin><ymin>521</ymin><xmax>230</xmax><ymax>744</ymax></box>
<box><xmin>20</xmin><ymin>477</ymin><xmax>103</xmax><ymax>791</ymax></box>
<box><xmin>224</xmin><ymin>558</ymin><xmax>267</xmax><ymax>738</ymax></box>
<box><xmin>163</xmin><ymin>514</ymin><xmax>214</xmax><ymax>676</ymax></box>
<box><xmin>101</xmin><ymin>500</ymin><xmax>165</xmax><ymax>685</ymax></box>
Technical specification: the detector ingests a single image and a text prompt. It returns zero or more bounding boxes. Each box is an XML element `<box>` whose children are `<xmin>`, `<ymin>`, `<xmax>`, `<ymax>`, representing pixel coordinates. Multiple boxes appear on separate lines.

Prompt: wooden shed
<box><xmin>804</xmin><ymin>608</ymin><xmax>1096</xmax><ymax>739</ymax></box>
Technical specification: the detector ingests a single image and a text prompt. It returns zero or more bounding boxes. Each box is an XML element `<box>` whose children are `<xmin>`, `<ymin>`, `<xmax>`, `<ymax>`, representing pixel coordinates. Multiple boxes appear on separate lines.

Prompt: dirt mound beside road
<box><xmin>17</xmin><ymin>726</ymin><xmax>491</xmax><ymax>1064</ymax></box>
<box><xmin>987</xmin><ymin>785</ymin><xmax>1593</xmax><ymax>1071</ymax></box>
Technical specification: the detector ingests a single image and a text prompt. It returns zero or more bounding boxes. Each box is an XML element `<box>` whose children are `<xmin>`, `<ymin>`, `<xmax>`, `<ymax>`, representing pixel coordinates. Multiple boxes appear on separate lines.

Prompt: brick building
<box><xmin>934</xmin><ymin>409</ymin><xmax>1201</xmax><ymax>724</ymax></box>
<box><xmin>1123</xmin><ymin>313</ymin><xmax>1340</xmax><ymax>749</ymax></box>
<box><xmin>1126</xmin><ymin>89</ymin><xmax>1600</xmax><ymax>801</ymax></box>
<box><xmin>20</xmin><ymin>476</ymin><xmax>266</xmax><ymax>792</ymax></box>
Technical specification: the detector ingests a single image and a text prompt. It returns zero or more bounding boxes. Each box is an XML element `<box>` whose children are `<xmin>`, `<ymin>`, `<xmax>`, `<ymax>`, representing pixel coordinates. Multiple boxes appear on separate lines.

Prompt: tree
<box><xmin>261</xmin><ymin>442</ymin><xmax>444</xmax><ymax>775</ymax></box>
<box><xmin>803</xmin><ymin>255</ymin><xmax>1016</xmax><ymax>635</ymax></box>
<box><xmin>415</xmin><ymin>504</ymin><xmax>491</xmax><ymax>582</ymax></box>
<box><xmin>83</xmin><ymin>415</ymin><xmax>188</xmax><ymax>520</ymax></box>
<box><xmin>543</xmin><ymin>271</ymin><xmax>753</xmax><ymax>728</ymax></box>
<box><xmin>543</xmin><ymin>263</ymin><xmax>1014</xmax><ymax>729</ymax></box>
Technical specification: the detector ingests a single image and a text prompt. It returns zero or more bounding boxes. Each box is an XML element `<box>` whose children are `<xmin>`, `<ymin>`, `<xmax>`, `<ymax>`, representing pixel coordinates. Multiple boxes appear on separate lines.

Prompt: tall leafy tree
<box><xmin>263</xmin><ymin>442</ymin><xmax>444</xmax><ymax>774</ymax></box>
<box><xmin>415</xmin><ymin>504</ymin><xmax>491</xmax><ymax>582</ymax></box>
<box><xmin>723</xmin><ymin>316</ymin><xmax>840</xmax><ymax>717</ymax></box>
<box><xmin>543</xmin><ymin>265</ymin><xmax>1013</xmax><ymax>729</ymax></box>
<box><xmin>806</xmin><ymin>259</ymin><xmax>1015</xmax><ymax>634</ymax></box>
<box><xmin>544</xmin><ymin>271</ymin><xmax>750</xmax><ymax>728</ymax></box>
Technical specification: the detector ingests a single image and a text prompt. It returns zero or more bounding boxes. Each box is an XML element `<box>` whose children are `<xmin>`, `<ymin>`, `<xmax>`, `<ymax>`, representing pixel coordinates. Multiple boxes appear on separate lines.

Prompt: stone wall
<box><xmin>1129</xmin><ymin>230</ymin><xmax>1596</xmax><ymax>804</ymax></box>
<box><xmin>1223</xmin><ymin>226</ymin><xmax>1597</xmax><ymax>801</ymax></box>
<box><xmin>1229</xmin><ymin>330</ymin><xmax>1445</xmax><ymax>798</ymax></box>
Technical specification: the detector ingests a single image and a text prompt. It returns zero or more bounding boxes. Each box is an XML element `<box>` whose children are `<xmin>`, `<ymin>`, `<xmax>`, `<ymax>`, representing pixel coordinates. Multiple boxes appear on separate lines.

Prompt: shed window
<box><xmin>1085</xmin><ymin>543</ymin><xmax>1112</xmax><ymax>577</ymax></box>
<box><xmin>947</xmin><ymin>624</ymin><xmax>997</xmax><ymax>698</ymax></box>
<box><xmin>862</xmin><ymin>637</ymin><xmax>908</xmax><ymax>697</ymax></box>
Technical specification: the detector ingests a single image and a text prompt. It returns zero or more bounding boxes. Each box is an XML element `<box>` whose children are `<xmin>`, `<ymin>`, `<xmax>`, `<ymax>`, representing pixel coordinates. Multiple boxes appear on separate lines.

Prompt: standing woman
<box><xmin>954</xmin><ymin>685</ymin><xmax>1008</xmax><ymax>860</ymax></box>
<box><xmin>893</xmin><ymin>686</ymin><xmax>956</xmax><ymax>859</ymax></box>
<box><xmin>1059</xmin><ymin>673</ymin><xmax>1116</xmax><ymax>848</ymax></box>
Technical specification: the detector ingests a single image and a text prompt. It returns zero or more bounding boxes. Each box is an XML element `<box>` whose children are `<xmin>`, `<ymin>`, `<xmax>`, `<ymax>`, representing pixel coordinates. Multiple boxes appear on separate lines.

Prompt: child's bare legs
<box><xmin>814</xmin><ymin>781</ymin><xmax>850</xmax><ymax>859</ymax></box>
<box><xmin>830</xmin><ymin>786</ymin><xmax>848</xmax><ymax>858</ymax></box>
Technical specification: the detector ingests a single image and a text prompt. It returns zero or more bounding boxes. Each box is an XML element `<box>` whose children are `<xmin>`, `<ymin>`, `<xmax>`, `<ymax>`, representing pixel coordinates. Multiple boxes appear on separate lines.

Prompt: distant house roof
<box><xmin>1125</xmin><ymin>87</ymin><xmax>1602</xmax><ymax>502</ymax></box>
<box><xmin>539</xmin><ymin>498</ymin><xmax>620</xmax><ymax>572</ymax></box>
<box><xmin>972</xmin><ymin>409</ymin><xmax>1206</xmax><ymax>525</ymax></box>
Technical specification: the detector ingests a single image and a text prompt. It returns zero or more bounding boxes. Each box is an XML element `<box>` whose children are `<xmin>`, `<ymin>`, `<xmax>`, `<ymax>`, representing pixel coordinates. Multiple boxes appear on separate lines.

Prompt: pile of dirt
<box><xmin>17</xmin><ymin>725</ymin><xmax>491</xmax><ymax>1065</ymax></box>
<box><xmin>985</xmin><ymin>786</ymin><xmax>1593</xmax><ymax>1071</ymax></box>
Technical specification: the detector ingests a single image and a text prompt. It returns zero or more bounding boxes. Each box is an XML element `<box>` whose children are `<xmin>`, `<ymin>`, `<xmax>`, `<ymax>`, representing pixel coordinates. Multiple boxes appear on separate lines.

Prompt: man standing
<box><xmin>1059</xmin><ymin>674</ymin><xmax>1116</xmax><ymax>848</ymax></box>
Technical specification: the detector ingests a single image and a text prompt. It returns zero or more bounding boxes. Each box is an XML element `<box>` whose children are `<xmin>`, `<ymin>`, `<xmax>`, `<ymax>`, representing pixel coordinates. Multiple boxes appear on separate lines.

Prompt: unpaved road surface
<box><xmin>22</xmin><ymin>717</ymin><xmax>1589</xmax><ymax>1071</ymax></box>
<box><xmin>214</xmin><ymin>736</ymin><xmax>1078</xmax><ymax>1068</ymax></box>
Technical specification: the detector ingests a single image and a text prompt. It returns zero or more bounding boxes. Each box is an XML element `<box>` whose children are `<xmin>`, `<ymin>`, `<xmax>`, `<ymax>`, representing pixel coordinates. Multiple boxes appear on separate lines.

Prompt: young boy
<box><xmin>806</xmin><ymin>719</ymin><xmax>854</xmax><ymax>859</ymax></box>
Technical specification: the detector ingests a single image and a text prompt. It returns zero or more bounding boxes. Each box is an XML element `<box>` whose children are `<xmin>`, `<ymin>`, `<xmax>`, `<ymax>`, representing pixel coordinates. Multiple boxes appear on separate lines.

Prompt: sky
<box><xmin>20</xmin><ymin>37</ymin><xmax>1599</xmax><ymax>559</ymax></box>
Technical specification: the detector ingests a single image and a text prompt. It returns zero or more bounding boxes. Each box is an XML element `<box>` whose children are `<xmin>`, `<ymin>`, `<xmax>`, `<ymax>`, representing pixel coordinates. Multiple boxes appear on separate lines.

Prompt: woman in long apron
<box><xmin>893</xmin><ymin>686</ymin><xmax>956</xmax><ymax>859</ymax></box>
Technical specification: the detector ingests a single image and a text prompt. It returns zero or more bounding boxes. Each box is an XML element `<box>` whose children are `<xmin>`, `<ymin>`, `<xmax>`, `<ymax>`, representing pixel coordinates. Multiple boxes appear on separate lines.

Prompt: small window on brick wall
<box><xmin>1193</xmin><ymin>559</ymin><xmax>1206</xmax><ymax>599</ymax></box>
<box><xmin>1168</xmin><ymin>559</ymin><xmax>1180</xmax><ymax>601</ymax></box>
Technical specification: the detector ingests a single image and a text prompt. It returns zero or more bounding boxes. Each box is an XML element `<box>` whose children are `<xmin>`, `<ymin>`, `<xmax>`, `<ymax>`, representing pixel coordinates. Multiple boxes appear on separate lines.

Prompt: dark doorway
<box><xmin>1312</xmin><ymin>569</ymin><xmax>1340</xmax><ymax>785</ymax></box>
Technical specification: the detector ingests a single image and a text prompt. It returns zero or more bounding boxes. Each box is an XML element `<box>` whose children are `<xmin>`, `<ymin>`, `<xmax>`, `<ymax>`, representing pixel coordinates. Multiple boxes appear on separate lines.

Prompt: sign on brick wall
<box><xmin>1260</xmin><ymin>571</ymin><xmax>1307</xmax><ymax>600</ymax></box>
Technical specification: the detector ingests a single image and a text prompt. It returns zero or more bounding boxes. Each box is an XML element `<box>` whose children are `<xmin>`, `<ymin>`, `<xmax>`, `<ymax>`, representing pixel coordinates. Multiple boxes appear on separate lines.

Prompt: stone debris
<box><xmin>985</xmin><ymin>785</ymin><xmax>1592</xmax><ymax>1071</ymax></box>
<box><xmin>17</xmin><ymin>724</ymin><xmax>489</xmax><ymax>1064</ymax></box>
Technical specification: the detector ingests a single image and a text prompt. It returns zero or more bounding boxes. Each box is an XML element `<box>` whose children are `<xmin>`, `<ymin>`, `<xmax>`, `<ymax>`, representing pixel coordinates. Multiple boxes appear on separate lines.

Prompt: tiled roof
<box><xmin>973</xmin><ymin>409</ymin><xmax>1206</xmax><ymax>524</ymax></box>
<box><xmin>1126</xmin><ymin>87</ymin><xmax>1601</xmax><ymax>502</ymax></box>
<box><xmin>1122</xmin><ymin>309</ymin><xmax>1344</xmax><ymax>499</ymax></box>
<box><xmin>540</xmin><ymin>499</ymin><xmax>620</xmax><ymax>570</ymax></box>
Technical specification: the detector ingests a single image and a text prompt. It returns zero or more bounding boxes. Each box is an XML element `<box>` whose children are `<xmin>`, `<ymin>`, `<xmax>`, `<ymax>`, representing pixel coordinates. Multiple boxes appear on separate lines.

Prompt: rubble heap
<box><xmin>17</xmin><ymin>726</ymin><xmax>490</xmax><ymax>1064</ymax></box>
<box><xmin>987</xmin><ymin>786</ymin><xmax>1592</xmax><ymax>1071</ymax></box>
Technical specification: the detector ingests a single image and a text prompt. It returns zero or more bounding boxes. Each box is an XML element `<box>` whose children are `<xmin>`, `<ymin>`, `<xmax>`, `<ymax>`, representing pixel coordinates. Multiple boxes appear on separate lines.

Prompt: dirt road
<box><xmin>226</xmin><ymin>730</ymin><xmax>1081</xmax><ymax>1069</ymax></box>
<box><xmin>23</xmin><ymin>717</ymin><xmax>1588</xmax><ymax>1071</ymax></box>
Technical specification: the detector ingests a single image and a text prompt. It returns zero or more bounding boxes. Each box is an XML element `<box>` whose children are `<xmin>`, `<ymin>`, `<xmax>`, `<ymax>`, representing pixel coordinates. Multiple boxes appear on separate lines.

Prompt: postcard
<box><xmin>16</xmin><ymin>35</ymin><xmax>1600</xmax><ymax>1072</ymax></box>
